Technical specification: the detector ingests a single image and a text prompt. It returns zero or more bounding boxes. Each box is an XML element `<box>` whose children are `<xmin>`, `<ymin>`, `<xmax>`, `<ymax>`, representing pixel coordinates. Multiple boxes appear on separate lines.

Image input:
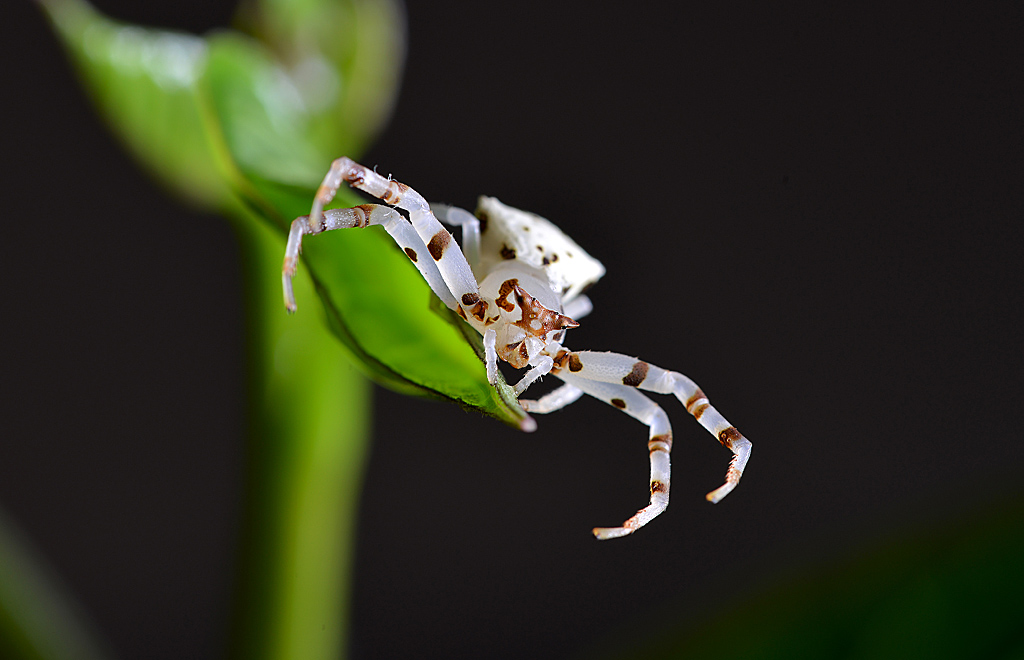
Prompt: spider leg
<box><xmin>519</xmin><ymin>383</ymin><xmax>584</xmax><ymax>414</ymax></box>
<box><xmin>556</xmin><ymin>375</ymin><xmax>673</xmax><ymax>540</ymax></box>
<box><xmin>310</xmin><ymin>159</ymin><xmax>482</xmax><ymax>316</ymax></box>
<box><xmin>559</xmin><ymin>351</ymin><xmax>751</xmax><ymax>504</ymax></box>
<box><xmin>430</xmin><ymin>203</ymin><xmax>480</xmax><ymax>273</ymax></box>
<box><xmin>282</xmin><ymin>205</ymin><xmax>457</xmax><ymax>312</ymax></box>
<box><xmin>512</xmin><ymin>355</ymin><xmax>555</xmax><ymax>396</ymax></box>
<box><xmin>483</xmin><ymin>328</ymin><xmax>498</xmax><ymax>385</ymax></box>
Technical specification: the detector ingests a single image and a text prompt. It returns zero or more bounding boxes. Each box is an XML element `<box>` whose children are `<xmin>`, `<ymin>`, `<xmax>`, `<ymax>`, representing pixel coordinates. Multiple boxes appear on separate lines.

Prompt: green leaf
<box><xmin>42</xmin><ymin>0</ymin><xmax>529</xmax><ymax>428</ymax></box>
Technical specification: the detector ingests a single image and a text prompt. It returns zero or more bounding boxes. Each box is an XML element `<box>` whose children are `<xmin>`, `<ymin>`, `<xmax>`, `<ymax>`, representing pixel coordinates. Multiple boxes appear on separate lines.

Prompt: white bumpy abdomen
<box><xmin>475</xmin><ymin>197</ymin><xmax>605</xmax><ymax>304</ymax></box>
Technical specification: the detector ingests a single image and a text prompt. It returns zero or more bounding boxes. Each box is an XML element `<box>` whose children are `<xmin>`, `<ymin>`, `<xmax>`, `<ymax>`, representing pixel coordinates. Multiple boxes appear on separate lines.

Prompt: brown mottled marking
<box><xmin>428</xmin><ymin>230</ymin><xmax>450</xmax><ymax>261</ymax></box>
<box><xmin>462</xmin><ymin>293</ymin><xmax>480</xmax><ymax>305</ymax></box>
<box><xmin>622</xmin><ymin>361</ymin><xmax>649</xmax><ymax>387</ymax></box>
<box><xmin>685</xmin><ymin>389</ymin><xmax>707</xmax><ymax>413</ymax></box>
<box><xmin>380</xmin><ymin>181</ymin><xmax>409</xmax><ymax>202</ymax></box>
<box><xmin>477</xmin><ymin>210</ymin><xmax>489</xmax><ymax>233</ymax></box>
<box><xmin>511</xmin><ymin>284</ymin><xmax>579</xmax><ymax>339</ymax></box>
<box><xmin>551</xmin><ymin>350</ymin><xmax>570</xmax><ymax>373</ymax></box>
<box><xmin>611</xmin><ymin>398</ymin><xmax>627</xmax><ymax>409</ymax></box>
<box><xmin>568</xmin><ymin>353</ymin><xmax>583</xmax><ymax>372</ymax></box>
<box><xmin>456</xmin><ymin>306</ymin><xmax>467</xmax><ymax>321</ymax></box>
<box><xmin>500</xmin><ymin>244</ymin><xmax>517</xmax><ymax>260</ymax></box>
<box><xmin>344</xmin><ymin>170</ymin><xmax>365</xmax><ymax>186</ymax></box>
<box><xmin>692</xmin><ymin>403</ymin><xmax>710</xmax><ymax>420</ymax></box>
<box><xmin>469</xmin><ymin>300</ymin><xmax>489</xmax><ymax>322</ymax></box>
<box><xmin>404</xmin><ymin>247</ymin><xmax>418</xmax><ymax>262</ymax></box>
<box><xmin>500</xmin><ymin>340</ymin><xmax>529</xmax><ymax>369</ymax></box>
<box><xmin>651</xmin><ymin>480</ymin><xmax>668</xmax><ymax>494</ymax></box>
<box><xmin>484</xmin><ymin>316</ymin><xmax>498</xmax><ymax>326</ymax></box>
<box><xmin>495</xmin><ymin>279</ymin><xmax>518</xmax><ymax>312</ymax></box>
<box><xmin>718</xmin><ymin>427</ymin><xmax>743</xmax><ymax>449</ymax></box>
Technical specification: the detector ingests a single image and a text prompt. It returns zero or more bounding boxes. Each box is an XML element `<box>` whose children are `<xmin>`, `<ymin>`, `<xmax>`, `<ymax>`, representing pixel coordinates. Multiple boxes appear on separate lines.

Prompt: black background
<box><xmin>4</xmin><ymin>1</ymin><xmax>1023</xmax><ymax>659</ymax></box>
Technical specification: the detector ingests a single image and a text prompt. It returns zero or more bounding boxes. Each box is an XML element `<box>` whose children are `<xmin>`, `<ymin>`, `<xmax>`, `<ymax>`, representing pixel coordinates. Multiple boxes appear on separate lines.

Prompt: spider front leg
<box><xmin>282</xmin><ymin>205</ymin><xmax>457</xmax><ymax>312</ymax></box>
<box><xmin>556</xmin><ymin>375</ymin><xmax>674</xmax><ymax>540</ymax></box>
<box><xmin>310</xmin><ymin>158</ymin><xmax>483</xmax><ymax>312</ymax></box>
<box><xmin>562</xmin><ymin>351</ymin><xmax>752</xmax><ymax>503</ymax></box>
<box><xmin>519</xmin><ymin>383</ymin><xmax>584</xmax><ymax>414</ymax></box>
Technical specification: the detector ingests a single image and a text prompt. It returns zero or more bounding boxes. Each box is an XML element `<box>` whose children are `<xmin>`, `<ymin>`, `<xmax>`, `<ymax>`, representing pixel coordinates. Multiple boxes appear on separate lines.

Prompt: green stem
<box><xmin>229</xmin><ymin>211</ymin><xmax>370</xmax><ymax>660</ymax></box>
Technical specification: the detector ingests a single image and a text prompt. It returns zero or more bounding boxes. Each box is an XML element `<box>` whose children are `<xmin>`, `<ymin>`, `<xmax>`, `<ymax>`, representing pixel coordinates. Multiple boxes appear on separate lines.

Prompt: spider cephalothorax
<box><xmin>282</xmin><ymin>157</ymin><xmax>752</xmax><ymax>539</ymax></box>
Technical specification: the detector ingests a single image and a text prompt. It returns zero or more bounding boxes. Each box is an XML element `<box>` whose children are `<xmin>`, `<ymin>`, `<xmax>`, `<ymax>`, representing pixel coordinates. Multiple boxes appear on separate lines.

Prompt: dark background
<box><xmin>4</xmin><ymin>1</ymin><xmax>1023</xmax><ymax>659</ymax></box>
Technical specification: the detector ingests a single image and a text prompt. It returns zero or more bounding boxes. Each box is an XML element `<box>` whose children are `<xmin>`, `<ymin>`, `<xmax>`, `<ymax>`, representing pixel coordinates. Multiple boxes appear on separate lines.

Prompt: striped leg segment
<box><xmin>310</xmin><ymin>158</ymin><xmax>483</xmax><ymax>320</ymax></box>
<box><xmin>282</xmin><ymin>205</ymin><xmax>457</xmax><ymax>312</ymax></box>
<box><xmin>519</xmin><ymin>383</ymin><xmax>584</xmax><ymax>414</ymax></box>
<box><xmin>562</xmin><ymin>351</ymin><xmax>751</xmax><ymax>503</ymax></box>
<box><xmin>559</xmin><ymin>376</ymin><xmax>674</xmax><ymax>540</ymax></box>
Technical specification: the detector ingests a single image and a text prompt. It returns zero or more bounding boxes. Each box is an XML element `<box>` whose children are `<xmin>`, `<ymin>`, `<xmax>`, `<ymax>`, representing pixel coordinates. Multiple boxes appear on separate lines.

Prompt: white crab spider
<box><xmin>282</xmin><ymin>157</ymin><xmax>752</xmax><ymax>540</ymax></box>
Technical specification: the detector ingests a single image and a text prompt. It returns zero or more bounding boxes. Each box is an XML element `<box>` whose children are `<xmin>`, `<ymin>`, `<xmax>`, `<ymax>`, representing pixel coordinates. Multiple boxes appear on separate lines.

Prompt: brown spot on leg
<box><xmin>685</xmin><ymin>389</ymin><xmax>707</xmax><ymax>414</ymax></box>
<box><xmin>611</xmin><ymin>398</ymin><xmax>627</xmax><ymax>409</ymax></box>
<box><xmin>622</xmin><ymin>361</ymin><xmax>649</xmax><ymax>387</ymax></box>
<box><xmin>456</xmin><ymin>306</ymin><xmax>468</xmax><ymax>321</ymax></box>
<box><xmin>476</xmin><ymin>210</ymin><xmax>489</xmax><ymax>233</ymax></box>
<box><xmin>500</xmin><ymin>244</ymin><xmax>517</xmax><ymax>260</ymax></box>
<box><xmin>718</xmin><ymin>427</ymin><xmax>743</xmax><ymax>449</ymax></box>
<box><xmin>461</xmin><ymin>292</ymin><xmax>480</xmax><ymax>305</ymax></box>
<box><xmin>519</xmin><ymin>341</ymin><xmax>530</xmax><ymax>362</ymax></box>
<box><xmin>404</xmin><ymin>247</ymin><xmax>418</xmax><ymax>262</ymax></box>
<box><xmin>381</xmin><ymin>182</ymin><xmax>408</xmax><ymax>202</ymax></box>
<box><xmin>692</xmin><ymin>403</ymin><xmax>710</xmax><ymax>420</ymax></box>
<box><xmin>651</xmin><ymin>480</ymin><xmax>668</xmax><ymax>494</ymax></box>
<box><xmin>568</xmin><ymin>353</ymin><xmax>583</xmax><ymax>372</ymax></box>
<box><xmin>428</xmin><ymin>230</ymin><xmax>451</xmax><ymax>261</ymax></box>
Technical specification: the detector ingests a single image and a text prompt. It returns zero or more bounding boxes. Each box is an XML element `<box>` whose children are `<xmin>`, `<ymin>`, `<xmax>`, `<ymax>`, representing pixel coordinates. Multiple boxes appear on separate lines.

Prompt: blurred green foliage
<box><xmin>27</xmin><ymin>0</ymin><xmax>520</xmax><ymax>659</ymax></box>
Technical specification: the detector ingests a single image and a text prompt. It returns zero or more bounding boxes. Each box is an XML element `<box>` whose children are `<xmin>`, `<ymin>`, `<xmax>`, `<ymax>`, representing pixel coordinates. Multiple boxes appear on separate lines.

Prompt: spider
<box><xmin>282</xmin><ymin>157</ymin><xmax>752</xmax><ymax>539</ymax></box>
